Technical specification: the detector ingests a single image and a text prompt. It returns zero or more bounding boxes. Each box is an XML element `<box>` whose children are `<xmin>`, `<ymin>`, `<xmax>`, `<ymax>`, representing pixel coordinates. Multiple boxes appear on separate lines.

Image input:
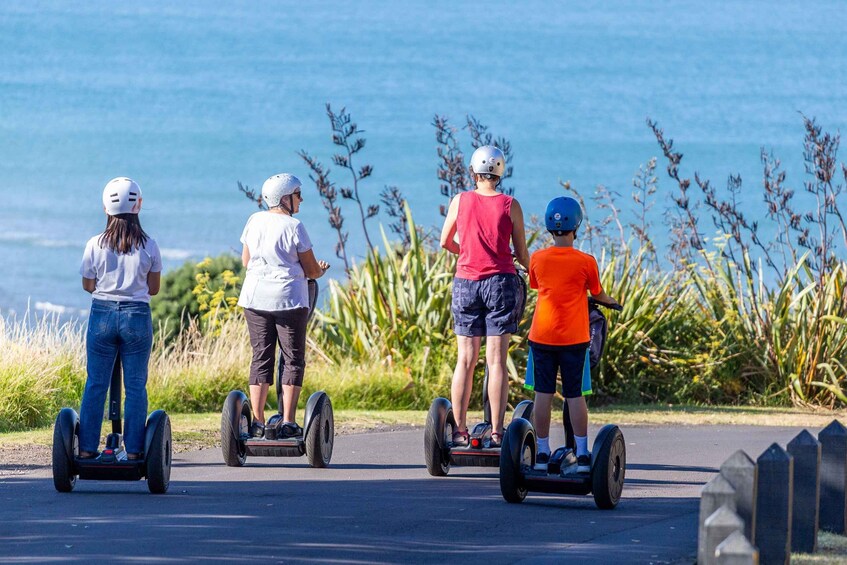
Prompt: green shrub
<box><xmin>150</xmin><ymin>254</ymin><xmax>245</xmax><ymax>338</ymax></box>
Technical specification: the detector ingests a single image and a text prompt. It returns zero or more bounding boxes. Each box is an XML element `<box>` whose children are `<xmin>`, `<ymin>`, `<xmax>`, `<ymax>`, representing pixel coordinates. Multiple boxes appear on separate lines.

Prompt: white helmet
<box><xmin>102</xmin><ymin>177</ymin><xmax>142</xmax><ymax>215</ymax></box>
<box><xmin>261</xmin><ymin>173</ymin><xmax>302</xmax><ymax>208</ymax></box>
<box><xmin>470</xmin><ymin>145</ymin><xmax>506</xmax><ymax>177</ymax></box>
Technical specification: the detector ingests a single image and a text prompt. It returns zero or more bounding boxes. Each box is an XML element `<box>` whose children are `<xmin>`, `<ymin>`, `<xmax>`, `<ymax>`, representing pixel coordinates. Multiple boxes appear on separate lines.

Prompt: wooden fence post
<box><xmin>754</xmin><ymin>443</ymin><xmax>792</xmax><ymax>565</ymax></box>
<box><xmin>787</xmin><ymin>429</ymin><xmax>820</xmax><ymax>553</ymax></box>
<box><xmin>819</xmin><ymin>419</ymin><xmax>847</xmax><ymax>534</ymax></box>
<box><xmin>715</xmin><ymin>531</ymin><xmax>759</xmax><ymax>565</ymax></box>
<box><xmin>704</xmin><ymin>505</ymin><xmax>744</xmax><ymax>565</ymax></box>
<box><xmin>699</xmin><ymin>475</ymin><xmax>737</xmax><ymax>565</ymax></box>
<box><xmin>720</xmin><ymin>450</ymin><xmax>757</xmax><ymax>543</ymax></box>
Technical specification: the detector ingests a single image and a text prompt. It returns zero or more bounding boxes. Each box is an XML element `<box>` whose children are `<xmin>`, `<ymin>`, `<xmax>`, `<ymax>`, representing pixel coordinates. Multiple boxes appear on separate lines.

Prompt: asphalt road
<box><xmin>0</xmin><ymin>423</ymin><xmax>816</xmax><ymax>564</ymax></box>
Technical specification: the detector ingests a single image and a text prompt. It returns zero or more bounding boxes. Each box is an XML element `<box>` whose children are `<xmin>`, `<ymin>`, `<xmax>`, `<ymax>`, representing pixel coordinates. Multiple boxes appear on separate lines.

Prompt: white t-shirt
<box><xmin>237</xmin><ymin>211</ymin><xmax>313</xmax><ymax>311</ymax></box>
<box><xmin>80</xmin><ymin>235</ymin><xmax>162</xmax><ymax>303</ymax></box>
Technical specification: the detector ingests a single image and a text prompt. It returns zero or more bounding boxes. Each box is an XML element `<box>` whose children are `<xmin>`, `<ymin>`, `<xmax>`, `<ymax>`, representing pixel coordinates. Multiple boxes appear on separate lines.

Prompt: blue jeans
<box><xmin>79</xmin><ymin>300</ymin><xmax>153</xmax><ymax>454</ymax></box>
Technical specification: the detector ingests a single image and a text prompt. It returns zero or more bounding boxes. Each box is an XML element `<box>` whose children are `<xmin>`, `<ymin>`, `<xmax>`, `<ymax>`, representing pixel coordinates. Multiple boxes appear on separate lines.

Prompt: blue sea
<box><xmin>1</xmin><ymin>1</ymin><xmax>845</xmax><ymax>317</ymax></box>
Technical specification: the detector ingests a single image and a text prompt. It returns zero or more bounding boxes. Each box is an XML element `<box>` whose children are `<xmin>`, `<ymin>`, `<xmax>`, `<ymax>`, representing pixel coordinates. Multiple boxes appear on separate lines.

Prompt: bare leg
<box><xmin>249</xmin><ymin>384</ymin><xmax>270</xmax><ymax>424</ymax></box>
<box><xmin>533</xmin><ymin>392</ymin><xmax>553</xmax><ymax>439</ymax></box>
<box><xmin>281</xmin><ymin>384</ymin><xmax>301</xmax><ymax>423</ymax></box>
<box><xmin>451</xmin><ymin>336</ymin><xmax>481</xmax><ymax>432</ymax></box>
<box><xmin>566</xmin><ymin>396</ymin><xmax>588</xmax><ymax>437</ymax></box>
<box><xmin>485</xmin><ymin>334</ymin><xmax>511</xmax><ymax>437</ymax></box>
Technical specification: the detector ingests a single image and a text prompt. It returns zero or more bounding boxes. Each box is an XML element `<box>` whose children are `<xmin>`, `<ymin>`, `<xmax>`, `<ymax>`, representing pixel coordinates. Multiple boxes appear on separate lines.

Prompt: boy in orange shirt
<box><xmin>526</xmin><ymin>196</ymin><xmax>620</xmax><ymax>472</ymax></box>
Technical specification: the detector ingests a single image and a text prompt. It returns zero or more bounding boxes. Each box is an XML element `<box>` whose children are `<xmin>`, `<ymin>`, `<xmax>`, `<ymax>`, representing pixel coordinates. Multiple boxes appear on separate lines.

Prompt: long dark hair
<box><xmin>98</xmin><ymin>214</ymin><xmax>149</xmax><ymax>254</ymax></box>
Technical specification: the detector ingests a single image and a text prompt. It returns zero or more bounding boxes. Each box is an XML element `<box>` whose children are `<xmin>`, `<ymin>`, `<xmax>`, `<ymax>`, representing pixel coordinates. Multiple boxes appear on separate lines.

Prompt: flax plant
<box><xmin>313</xmin><ymin>204</ymin><xmax>456</xmax><ymax>370</ymax></box>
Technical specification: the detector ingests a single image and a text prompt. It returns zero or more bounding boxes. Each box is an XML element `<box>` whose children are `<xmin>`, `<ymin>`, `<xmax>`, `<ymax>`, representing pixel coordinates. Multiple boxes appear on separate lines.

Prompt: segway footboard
<box><xmin>77</xmin><ymin>459</ymin><xmax>145</xmax><ymax>481</ymax></box>
<box><xmin>519</xmin><ymin>470</ymin><xmax>593</xmax><ymax>496</ymax></box>
<box><xmin>449</xmin><ymin>447</ymin><xmax>501</xmax><ymax>467</ymax></box>
<box><xmin>246</xmin><ymin>439</ymin><xmax>304</xmax><ymax>457</ymax></box>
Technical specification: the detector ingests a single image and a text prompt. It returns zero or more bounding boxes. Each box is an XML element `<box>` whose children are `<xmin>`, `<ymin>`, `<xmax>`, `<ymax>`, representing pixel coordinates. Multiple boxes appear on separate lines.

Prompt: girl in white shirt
<box><xmin>78</xmin><ymin>177</ymin><xmax>162</xmax><ymax>459</ymax></box>
<box><xmin>238</xmin><ymin>173</ymin><xmax>328</xmax><ymax>439</ymax></box>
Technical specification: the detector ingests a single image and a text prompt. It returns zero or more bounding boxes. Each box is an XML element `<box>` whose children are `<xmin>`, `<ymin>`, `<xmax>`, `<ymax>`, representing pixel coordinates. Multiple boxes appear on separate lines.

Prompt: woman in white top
<box><xmin>238</xmin><ymin>173</ymin><xmax>329</xmax><ymax>439</ymax></box>
<box><xmin>78</xmin><ymin>177</ymin><xmax>162</xmax><ymax>459</ymax></box>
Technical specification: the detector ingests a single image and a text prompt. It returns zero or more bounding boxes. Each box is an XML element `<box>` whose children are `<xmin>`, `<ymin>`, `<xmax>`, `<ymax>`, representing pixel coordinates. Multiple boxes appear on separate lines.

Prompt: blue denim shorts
<box><xmin>525</xmin><ymin>341</ymin><xmax>592</xmax><ymax>397</ymax></box>
<box><xmin>451</xmin><ymin>273</ymin><xmax>524</xmax><ymax>337</ymax></box>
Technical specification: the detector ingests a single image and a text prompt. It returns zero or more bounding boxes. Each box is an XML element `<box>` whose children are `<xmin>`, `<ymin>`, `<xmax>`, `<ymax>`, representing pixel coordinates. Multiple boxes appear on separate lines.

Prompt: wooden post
<box><xmin>704</xmin><ymin>505</ymin><xmax>744</xmax><ymax>565</ymax></box>
<box><xmin>720</xmin><ymin>450</ymin><xmax>757</xmax><ymax>543</ymax></box>
<box><xmin>699</xmin><ymin>475</ymin><xmax>737</xmax><ymax>565</ymax></box>
<box><xmin>819</xmin><ymin>419</ymin><xmax>847</xmax><ymax>534</ymax></box>
<box><xmin>787</xmin><ymin>429</ymin><xmax>820</xmax><ymax>553</ymax></box>
<box><xmin>755</xmin><ymin>443</ymin><xmax>793</xmax><ymax>565</ymax></box>
<box><xmin>715</xmin><ymin>531</ymin><xmax>759</xmax><ymax>565</ymax></box>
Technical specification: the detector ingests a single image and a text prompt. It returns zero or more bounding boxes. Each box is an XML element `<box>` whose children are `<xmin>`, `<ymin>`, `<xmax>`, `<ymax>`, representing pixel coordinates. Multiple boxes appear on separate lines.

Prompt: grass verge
<box><xmin>793</xmin><ymin>532</ymin><xmax>847</xmax><ymax>564</ymax></box>
<box><xmin>3</xmin><ymin>404</ymin><xmax>844</xmax><ymax>455</ymax></box>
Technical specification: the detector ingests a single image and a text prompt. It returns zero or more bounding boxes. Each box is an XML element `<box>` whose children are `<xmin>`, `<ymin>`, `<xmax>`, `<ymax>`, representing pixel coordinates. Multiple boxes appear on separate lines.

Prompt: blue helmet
<box><xmin>545</xmin><ymin>197</ymin><xmax>583</xmax><ymax>232</ymax></box>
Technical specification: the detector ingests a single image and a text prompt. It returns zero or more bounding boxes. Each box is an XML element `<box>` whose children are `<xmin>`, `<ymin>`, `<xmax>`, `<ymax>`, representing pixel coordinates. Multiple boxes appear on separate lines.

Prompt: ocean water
<box><xmin>1</xmin><ymin>1</ymin><xmax>845</xmax><ymax>317</ymax></box>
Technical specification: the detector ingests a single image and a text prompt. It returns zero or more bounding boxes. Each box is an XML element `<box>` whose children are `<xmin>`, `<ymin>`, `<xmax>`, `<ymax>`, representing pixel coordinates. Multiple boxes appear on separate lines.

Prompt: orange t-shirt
<box><xmin>528</xmin><ymin>246</ymin><xmax>603</xmax><ymax>346</ymax></box>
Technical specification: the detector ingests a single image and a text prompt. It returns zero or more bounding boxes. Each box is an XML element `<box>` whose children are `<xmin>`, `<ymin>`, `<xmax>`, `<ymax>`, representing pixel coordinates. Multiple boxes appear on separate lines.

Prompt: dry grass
<box><xmin>590</xmin><ymin>404</ymin><xmax>847</xmax><ymax>428</ymax></box>
<box><xmin>793</xmin><ymin>532</ymin><xmax>847</xmax><ymax>564</ymax></box>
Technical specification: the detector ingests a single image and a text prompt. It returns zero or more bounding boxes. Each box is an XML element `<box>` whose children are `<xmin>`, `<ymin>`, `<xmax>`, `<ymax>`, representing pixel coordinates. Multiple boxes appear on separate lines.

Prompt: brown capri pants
<box><xmin>243</xmin><ymin>307</ymin><xmax>309</xmax><ymax>387</ymax></box>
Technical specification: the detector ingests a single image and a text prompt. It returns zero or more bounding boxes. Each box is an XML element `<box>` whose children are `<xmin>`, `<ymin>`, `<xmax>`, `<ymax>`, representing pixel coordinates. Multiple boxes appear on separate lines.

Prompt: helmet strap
<box><xmin>273</xmin><ymin>195</ymin><xmax>294</xmax><ymax>214</ymax></box>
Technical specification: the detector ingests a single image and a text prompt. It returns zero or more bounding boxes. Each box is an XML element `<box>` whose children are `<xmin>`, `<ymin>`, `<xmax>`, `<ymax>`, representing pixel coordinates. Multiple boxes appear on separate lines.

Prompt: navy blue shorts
<box><xmin>525</xmin><ymin>341</ymin><xmax>591</xmax><ymax>398</ymax></box>
<box><xmin>452</xmin><ymin>274</ymin><xmax>524</xmax><ymax>337</ymax></box>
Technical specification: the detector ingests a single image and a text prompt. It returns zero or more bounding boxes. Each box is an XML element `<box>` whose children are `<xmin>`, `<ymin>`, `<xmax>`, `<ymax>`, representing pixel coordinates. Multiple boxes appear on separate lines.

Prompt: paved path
<box><xmin>0</xmin><ymin>424</ymin><xmax>815</xmax><ymax>563</ymax></box>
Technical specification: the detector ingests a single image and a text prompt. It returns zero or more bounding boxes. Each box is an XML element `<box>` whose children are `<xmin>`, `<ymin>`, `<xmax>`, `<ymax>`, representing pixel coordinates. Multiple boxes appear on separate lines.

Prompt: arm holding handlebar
<box><xmin>589</xmin><ymin>291</ymin><xmax>623</xmax><ymax>311</ymax></box>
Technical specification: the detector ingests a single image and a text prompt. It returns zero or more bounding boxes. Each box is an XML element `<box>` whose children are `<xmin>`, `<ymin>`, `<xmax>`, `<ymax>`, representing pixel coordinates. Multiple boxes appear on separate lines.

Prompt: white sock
<box><xmin>537</xmin><ymin>436</ymin><xmax>550</xmax><ymax>455</ymax></box>
<box><xmin>575</xmin><ymin>435</ymin><xmax>589</xmax><ymax>457</ymax></box>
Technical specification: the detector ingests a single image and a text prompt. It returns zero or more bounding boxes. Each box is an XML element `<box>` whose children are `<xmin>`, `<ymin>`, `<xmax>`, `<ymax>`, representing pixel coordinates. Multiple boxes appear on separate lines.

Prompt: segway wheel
<box><xmin>147</xmin><ymin>414</ymin><xmax>172</xmax><ymax>494</ymax></box>
<box><xmin>51</xmin><ymin>409</ymin><xmax>78</xmax><ymax>493</ymax></box>
<box><xmin>424</xmin><ymin>398</ymin><xmax>453</xmax><ymax>477</ymax></box>
<box><xmin>221</xmin><ymin>390</ymin><xmax>250</xmax><ymax>467</ymax></box>
<box><xmin>591</xmin><ymin>425</ymin><xmax>626</xmax><ymax>509</ymax></box>
<box><xmin>500</xmin><ymin>418</ymin><xmax>534</xmax><ymax>503</ymax></box>
<box><xmin>512</xmin><ymin>400</ymin><xmax>534</xmax><ymax>425</ymax></box>
<box><xmin>306</xmin><ymin>393</ymin><xmax>334</xmax><ymax>468</ymax></box>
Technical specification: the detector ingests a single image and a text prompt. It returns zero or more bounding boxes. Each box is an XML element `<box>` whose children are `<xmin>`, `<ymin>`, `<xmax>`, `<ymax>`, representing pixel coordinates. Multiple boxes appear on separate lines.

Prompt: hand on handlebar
<box><xmin>318</xmin><ymin>260</ymin><xmax>330</xmax><ymax>272</ymax></box>
<box><xmin>589</xmin><ymin>297</ymin><xmax>623</xmax><ymax>311</ymax></box>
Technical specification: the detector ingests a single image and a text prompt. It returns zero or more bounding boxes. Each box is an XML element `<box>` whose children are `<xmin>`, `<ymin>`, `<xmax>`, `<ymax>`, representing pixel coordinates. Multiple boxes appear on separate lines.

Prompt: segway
<box><xmin>220</xmin><ymin>279</ymin><xmax>334</xmax><ymax>468</ymax></box>
<box><xmin>499</xmin><ymin>299</ymin><xmax>626</xmax><ymax>509</ymax></box>
<box><xmin>51</xmin><ymin>355</ymin><xmax>172</xmax><ymax>494</ymax></box>
<box><xmin>424</xmin><ymin>272</ymin><xmax>532</xmax><ymax>476</ymax></box>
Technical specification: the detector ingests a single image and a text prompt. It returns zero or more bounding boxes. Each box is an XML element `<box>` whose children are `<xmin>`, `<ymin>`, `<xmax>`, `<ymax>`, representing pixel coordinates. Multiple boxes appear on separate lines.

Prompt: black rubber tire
<box><xmin>424</xmin><ymin>399</ymin><xmax>452</xmax><ymax>477</ymax></box>
<box><xmin>592</xmin><ymin>425</ymin><xmax>626</xmax><ymax>509</ymax></box>
<box><xmin>500</xmin><ymin>418</ymin><xmax>534</xmax><ymax>503</ymax></box>
<box><xmin>306</xmin><ymin>394</ymin><xmax>333</xmax><ymax>468</ymax></box>
<box><xmin>51</xmin><ymin>413</ymin><xmax>77</xmax><ymax>493</ymax></box>
<box><xmin>221</xmin><ymin>391</ymin><xmax>250</xmax><ymax>467</ymax></box>
<box><xmin>513</xmin><ymin>400</ymin><xmax>534</xmax><ymax>425</ymax></box>
<box><xmin>147</xmin><ymin>414</ymin><xmax>172</xmax><ymax>494</ymax></box>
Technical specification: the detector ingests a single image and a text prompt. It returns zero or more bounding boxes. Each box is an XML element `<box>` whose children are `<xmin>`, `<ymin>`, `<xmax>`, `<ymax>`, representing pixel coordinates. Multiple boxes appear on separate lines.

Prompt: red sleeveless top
<box><xmin>456</xmin><ymin>191</ymin><xmax>516</xmax><ymax>280</ymax></box>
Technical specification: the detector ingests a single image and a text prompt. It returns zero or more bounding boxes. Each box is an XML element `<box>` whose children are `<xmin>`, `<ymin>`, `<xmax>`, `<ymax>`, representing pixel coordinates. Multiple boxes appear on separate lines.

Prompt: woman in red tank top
<box><xmin>439</xmin><ymin>145</ymin><xmax>530</xmax><ymax>447</ymax></box>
